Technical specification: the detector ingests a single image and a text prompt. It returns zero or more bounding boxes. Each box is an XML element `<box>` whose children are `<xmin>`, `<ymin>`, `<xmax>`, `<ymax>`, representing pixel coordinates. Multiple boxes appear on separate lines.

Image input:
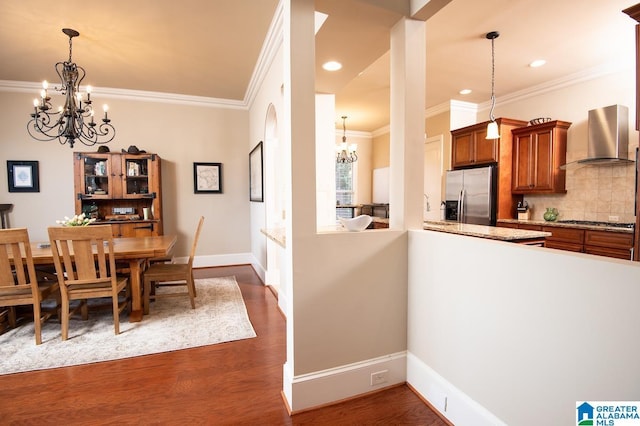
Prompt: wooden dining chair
<box><xmin>48</xmin><ymin>225</ymin><xmax>130</xmax><ymax>340</ymax></box>
<box><xmin>143</xmin><ymin>216</ymin><xmax>204</xmax><ymax>314</ymax></box>
<box><xmin>0</xmin><ymin>228</ymin><xmax>60</xmax><ymax>345</ymax></box>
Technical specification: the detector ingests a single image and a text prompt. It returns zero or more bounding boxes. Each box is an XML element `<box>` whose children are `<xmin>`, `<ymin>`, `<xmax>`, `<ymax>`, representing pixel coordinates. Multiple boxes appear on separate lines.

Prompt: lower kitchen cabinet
<box><xmin>584</xmin><ymin>230</ymin><xmax>633</xmax><ymax>260</ymax></box>
<box><xmin>543</xmin><ymin>226</ymin><xmax>584</xmax><ymax>253</ymax></box>
<box><xmin>499</xmin><ymin>221</ymin><xmax>633</xmax><ymax>260</ymax></box>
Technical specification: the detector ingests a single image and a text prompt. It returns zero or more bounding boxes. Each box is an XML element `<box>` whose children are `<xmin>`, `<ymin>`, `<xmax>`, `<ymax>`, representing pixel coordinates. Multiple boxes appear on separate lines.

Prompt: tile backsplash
<box><xmin>524</xmin><ymin>162</ymin><xmax>636</xmax><ymax>223</ymax></box>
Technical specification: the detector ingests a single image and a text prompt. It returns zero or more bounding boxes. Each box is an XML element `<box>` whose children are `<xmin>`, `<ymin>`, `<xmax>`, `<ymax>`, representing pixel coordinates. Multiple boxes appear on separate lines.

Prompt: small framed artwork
<box><xmin>7</xmin><ymin>161</ymin><xmax>40</xmax><ymax>193</ymax></box>
<box><xmin>249</xmin><ymin>141</ymin><xmax>264</xmax><ymax>202</ymax></box>
<box><xmin>193</xmin><ymin>162</ymin><xmax>223</xmax><ymax>194</ymax></box>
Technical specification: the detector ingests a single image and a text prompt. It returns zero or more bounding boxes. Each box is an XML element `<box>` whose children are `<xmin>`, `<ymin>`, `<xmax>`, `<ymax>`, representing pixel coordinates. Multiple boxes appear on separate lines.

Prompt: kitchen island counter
<box><xmin>424</xmin><ymin>220</ymin><xmax>551</xmax><ymax>243</ymax></box>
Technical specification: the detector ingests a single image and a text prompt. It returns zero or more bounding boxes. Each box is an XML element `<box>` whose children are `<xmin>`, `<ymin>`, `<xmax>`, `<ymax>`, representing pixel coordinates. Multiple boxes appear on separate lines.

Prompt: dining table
<box><xmin>29</xmin><ymin>234</ymin><xmax>177</xmax><ymax>322</ymax></box>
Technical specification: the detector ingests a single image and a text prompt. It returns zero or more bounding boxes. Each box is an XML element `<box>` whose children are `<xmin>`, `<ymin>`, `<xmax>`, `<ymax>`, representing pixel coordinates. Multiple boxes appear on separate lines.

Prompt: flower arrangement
<box><xmin>56</xmin><ymin>213</ymin><xmax>96</xmax><ymax>227</ymax></box>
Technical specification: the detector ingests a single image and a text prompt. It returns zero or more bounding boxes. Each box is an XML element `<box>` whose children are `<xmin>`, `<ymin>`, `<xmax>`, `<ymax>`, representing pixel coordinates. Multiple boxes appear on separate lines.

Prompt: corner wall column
<box><xmin>389</xmin><ymin>17</ymin><xmax>426</xmax><ymax>229</ymax></box>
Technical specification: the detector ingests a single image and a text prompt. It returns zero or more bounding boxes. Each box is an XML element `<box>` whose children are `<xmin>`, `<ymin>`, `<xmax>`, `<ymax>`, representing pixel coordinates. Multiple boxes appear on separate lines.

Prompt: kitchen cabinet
<box><xmin>451</xmin><ymin>118</ymin><xmax>527</xmax><ymax>168</ymax></box>
<box><xmin>622</xmin><ymin>3</ymin><xmax>640</xmax><ymax>261</ymax></box>
<box><xmin>584</xmin><ymin>230</ymin><xmax>633</xmax><ymax>260</ymax></box>
<box><xmin>451</xmin><ymin>124</ymin><xmax>494</xmax><ymax>167</ymax></box>
<box><xmin>511</xmin><ymin>120</ymin><xmax>570</xmax><ymax>194</ymax></box>
<box><xmin>450</xmin><ymin>118</ymin><xmax>528</xmax><ymax>220</ymax></box>
<box><xmin>543</xmin><ymin>226</ymin><xmax>583</xmax><ymax>253</ymax></box>
<box><xmin>73</xmin><ymin>151</ymin><xmax>163</xmax><ymax>236</ymax></box>
<box><xmin>499</xmin><ymin>220</ymin><xmax>633</xmax><ymax>260</ymax></box>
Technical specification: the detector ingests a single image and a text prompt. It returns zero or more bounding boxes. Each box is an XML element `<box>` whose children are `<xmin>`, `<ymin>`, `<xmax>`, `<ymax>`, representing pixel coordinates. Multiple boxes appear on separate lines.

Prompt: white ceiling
<box><xmin>0</xmin><ymin>0</ymin><xmax>636</xmax><ymax>132</ymax></box>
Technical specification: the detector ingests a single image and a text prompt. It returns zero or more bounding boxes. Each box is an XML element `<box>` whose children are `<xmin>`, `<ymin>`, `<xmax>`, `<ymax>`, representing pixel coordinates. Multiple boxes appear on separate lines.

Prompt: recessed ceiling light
<box><xmin>459</xmin><ymin>89</ymin><xmax>472</xmax><ymax>95</ymax></box>
<box><xmin>529</xmin><ymin>59</ymin><xmax>546</xmax><ymax>68</ymax></box>
<box><xmin>322</xmin><ymin>61</ymin><xmax>342</xmax><ymax>71</ymax></box>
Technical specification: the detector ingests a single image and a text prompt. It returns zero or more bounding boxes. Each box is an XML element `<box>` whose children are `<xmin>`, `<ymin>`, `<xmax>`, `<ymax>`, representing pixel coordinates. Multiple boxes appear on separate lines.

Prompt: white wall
<box><xmin>0</xmin><ymin>90</ymin><xmax>251</xmax><ymax>259</ymax></box>
<box><xmin>407</xmin><ymin>230</ymin><xmax>640</xmax><ymax>425</ymax></box>
<box><xmin>280</xmin><ymin>3</ymin><xmax>425</xmax><ymax>413</ymax></box>
<box><xmin>248</xmin><ymin>17</ymin><xmax>285</xmax><ymax>280</ymax></box>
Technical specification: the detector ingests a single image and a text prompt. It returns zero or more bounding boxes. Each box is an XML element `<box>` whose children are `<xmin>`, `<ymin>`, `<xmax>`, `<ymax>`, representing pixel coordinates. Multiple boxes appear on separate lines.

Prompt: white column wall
<box><xmin>407</xmin><ymin>230</ymin><xmax>640</xmax><ymax>425</ymax></box>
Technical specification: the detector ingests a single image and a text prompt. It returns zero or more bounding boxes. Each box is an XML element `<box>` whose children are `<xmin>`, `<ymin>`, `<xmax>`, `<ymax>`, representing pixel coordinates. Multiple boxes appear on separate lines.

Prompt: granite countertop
<box><xmin>498</xmin><ymin>219</ymin><xmax>634</xmax><ymax>234</ymax></box>
<box><xmin>423</xmin><ymin>220</ymin><xmax>551</xmax><ymax>241</ymax></box>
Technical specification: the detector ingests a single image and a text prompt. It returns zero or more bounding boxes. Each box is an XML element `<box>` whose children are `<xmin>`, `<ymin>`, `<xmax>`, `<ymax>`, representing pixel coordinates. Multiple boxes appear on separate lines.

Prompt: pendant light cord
<box><xmin>489</xmin><ymin>34</ymin><xmax>496</xmax><ymax>122</ymax></box>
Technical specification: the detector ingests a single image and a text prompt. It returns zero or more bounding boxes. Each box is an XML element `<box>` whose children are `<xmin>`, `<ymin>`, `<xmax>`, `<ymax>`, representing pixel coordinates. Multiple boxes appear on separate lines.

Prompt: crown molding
<box><xmin>244</xmin><ymin>1</ymin><xmax>284</xmax><ymax>108</ymax></box>
<box><xmin>371</xmin><ymin>125</ymin><xmax>390</xmax><ymax>138</ymax></box>
<box><xmin>476</xmin><ymin>61</ymin><xmax>632</xmax><ymax>112</ymax></box>
<box><xmin>0</xmin><ymin>80</ymin><xmax>246</xmax><ymax>109</ymax></box>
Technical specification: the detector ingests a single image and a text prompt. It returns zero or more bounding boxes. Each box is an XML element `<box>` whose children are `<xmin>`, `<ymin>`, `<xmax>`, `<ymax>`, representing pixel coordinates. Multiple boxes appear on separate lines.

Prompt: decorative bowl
<box><xmin>529</xmin><ymin>117</ymin><xmax>552</xmax><ymax>125</ymax></box>
<box><xmin>339</xmin><ymin>215</ymin><xmax>373</xmax><ymax>232</ymax></box>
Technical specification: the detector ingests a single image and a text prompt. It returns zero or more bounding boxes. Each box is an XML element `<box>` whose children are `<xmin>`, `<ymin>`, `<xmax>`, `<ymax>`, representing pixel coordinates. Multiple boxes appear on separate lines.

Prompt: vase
<box><xmin>543</xmin><ymin>208</ymin><xmax>558</xmax><ymax>221</ymax></box>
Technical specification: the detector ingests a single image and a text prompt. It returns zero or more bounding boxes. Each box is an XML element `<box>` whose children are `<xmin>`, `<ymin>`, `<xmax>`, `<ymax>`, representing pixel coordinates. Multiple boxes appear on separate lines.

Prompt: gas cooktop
<box><xmin>557</xmin><ymin>219</ymin><xmax>635</xmax><ymax>229</ymax></box>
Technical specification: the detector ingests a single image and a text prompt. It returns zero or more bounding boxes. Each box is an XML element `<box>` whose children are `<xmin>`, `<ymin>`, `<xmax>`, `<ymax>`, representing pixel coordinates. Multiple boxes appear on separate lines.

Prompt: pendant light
<box><xmin>486</xmin><ymin>31</ymin><xmax>500</xmax><ymax>140</ymax></box>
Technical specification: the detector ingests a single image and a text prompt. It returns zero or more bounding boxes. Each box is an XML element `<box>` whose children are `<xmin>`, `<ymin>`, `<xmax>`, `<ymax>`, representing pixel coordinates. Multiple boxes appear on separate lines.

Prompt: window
<box><xmin>336</xmin><ymin>162</ymin><xmax>357</xmax><ymax>218</ymax></box>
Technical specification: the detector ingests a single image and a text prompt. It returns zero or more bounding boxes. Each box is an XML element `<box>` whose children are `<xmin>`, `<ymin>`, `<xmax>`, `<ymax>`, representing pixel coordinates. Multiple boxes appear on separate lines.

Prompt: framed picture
<box><xmin>7</xmin><ymin>161</ymin><xmax>40</xmax><ymax>193</ymax></box>
<box><xmin>249</xmin><ymin>141</ymin><xmax>264</xmax><ymax>202</ymax></box>
<box><xmin>193</xmin><ymin>162</ymin><xmax>223</xmax><ymax>194</ymax></box>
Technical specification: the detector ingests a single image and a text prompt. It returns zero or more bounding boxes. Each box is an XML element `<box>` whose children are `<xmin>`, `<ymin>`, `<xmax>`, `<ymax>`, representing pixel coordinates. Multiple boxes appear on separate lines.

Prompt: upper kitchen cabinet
<box><xmin>73</xmin><ymin>151</ymin><xmax>163</xmax><ymax>237</ymax></box>
<box><xmin>450</xmin><ymin>118</ymin><xmax>528</xmax><ymax>220</ymax></box>
<box><xmin>451</xmin><ymin>118</ymin><xmax>527</xmax><ymax>169</ymax></box>
<box><xmin>511</xmin><ymin>120</ymin><xmax>571</xmax><ymax>194</ymax></box>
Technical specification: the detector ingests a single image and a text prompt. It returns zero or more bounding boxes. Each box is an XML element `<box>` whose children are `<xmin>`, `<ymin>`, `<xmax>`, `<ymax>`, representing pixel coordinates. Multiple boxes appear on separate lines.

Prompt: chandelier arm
<box><xmin>27</xmin><ymin>119</ymin><xmax>62</xmax><ymax>142</ymax></box>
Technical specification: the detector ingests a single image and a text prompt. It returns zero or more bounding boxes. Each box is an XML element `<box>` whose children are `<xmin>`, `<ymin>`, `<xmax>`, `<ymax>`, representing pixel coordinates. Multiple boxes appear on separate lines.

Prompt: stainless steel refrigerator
<box><xmin>444</xmin><ymin>165</ymin><xmax>496</xmax><ymax>226</ymax></box>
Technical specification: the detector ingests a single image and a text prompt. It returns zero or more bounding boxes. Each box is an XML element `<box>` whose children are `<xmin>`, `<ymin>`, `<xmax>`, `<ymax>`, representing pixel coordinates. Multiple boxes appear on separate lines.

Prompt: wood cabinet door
<box><xmin>512</xmin><ymin>121</ymin><xmax>569</xmax><ymax>194</ymax></box>
<box><xmin>512</xmin><ymin>128</ymin><xmax>554</xmax><ymax>192</ymax></box>
<box><xmin>543</xmin><ymin>226</ymin><xmax>585</xmax><ymax>244</ymax></box>
<box><xmin>473</xmin><ymin>128</ymin><xmax>498</xmax><ymax>164</ymax></box>
<box><xmin>452</xmin><ymin>132</ymin><xmax>473</xmax><ymax>168</ymax></box>
<box><xmin>584</xmin><ymin>245</ymin><xmax>632</xmax><ymax>259</ymax></box>
<box><xmin>544</xmin><ymin>240</ymin><xmax>583</xmax><ymax>252</ymax></box>
<box><xmin>585</xmin><ymin>230</ymin><xmax>633</xmax><ymax>249</ymax></box>
<box><xmin>512</xmin><ymin>133</ymin><xmax>534</xmax><ymax>192</ymax></box>
<box><xmin>531</xmin><ymin>129</ymin><xmax>553</xmax><ymax>191</ymax></box>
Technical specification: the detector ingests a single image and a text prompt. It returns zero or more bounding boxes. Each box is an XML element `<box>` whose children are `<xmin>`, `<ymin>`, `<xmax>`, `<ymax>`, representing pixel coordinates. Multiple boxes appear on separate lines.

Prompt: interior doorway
<box><xmin>264</xmin><ymin>104</ymin><xmax>281</xmax><ymax>292</ymax></box>
<box><xmin>423</xmin><ymin>135</ymin><xmax>444</xmax><ymax>221</ymax></box>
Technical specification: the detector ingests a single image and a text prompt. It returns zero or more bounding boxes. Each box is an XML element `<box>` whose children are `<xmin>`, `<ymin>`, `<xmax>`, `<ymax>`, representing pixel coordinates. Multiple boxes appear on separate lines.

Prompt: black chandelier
<box><xmin>336</xmin><ymin>116</ymin><xmax>357</xmax><ymax>164</ymax></box>
<box><xmin>27</xmin><ymin>28</ymin><xmax>115</xmax><ymax>148</ymax></box>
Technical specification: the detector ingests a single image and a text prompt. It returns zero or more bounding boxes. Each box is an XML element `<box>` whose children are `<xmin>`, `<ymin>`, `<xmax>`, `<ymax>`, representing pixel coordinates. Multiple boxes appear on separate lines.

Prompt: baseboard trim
<box><xmin>283</xmin><ymin>351</ymin><xmax>407</xmax><ymax>413</ymax></box>
<box><xmin>406</xmin><ymin>352</ymin><xmax>506</xmax><ymax>426</ymax></box>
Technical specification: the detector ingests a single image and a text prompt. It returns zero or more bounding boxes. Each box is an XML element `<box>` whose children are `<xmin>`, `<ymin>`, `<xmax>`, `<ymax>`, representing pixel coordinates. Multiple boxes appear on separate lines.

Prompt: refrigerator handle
<box><xmin>458</xmin><ymin>189</ymin><xmax>464</xmax><ymax>223</ymax></box>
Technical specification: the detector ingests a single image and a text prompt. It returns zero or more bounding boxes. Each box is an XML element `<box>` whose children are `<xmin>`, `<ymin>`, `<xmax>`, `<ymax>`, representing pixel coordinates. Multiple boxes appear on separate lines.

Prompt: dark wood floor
<box><xmin>0</xmin><ymin>265</ymin><xmax>448</xmax><ymax>425</ymax></box>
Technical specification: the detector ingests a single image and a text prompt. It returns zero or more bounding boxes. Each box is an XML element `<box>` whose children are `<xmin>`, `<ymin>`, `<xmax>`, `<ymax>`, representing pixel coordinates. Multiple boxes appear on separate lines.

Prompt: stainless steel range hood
<box><xmin>561</xmin><ymin>104</ymin><xmax>633</xmax><ymax>169</ymax></box>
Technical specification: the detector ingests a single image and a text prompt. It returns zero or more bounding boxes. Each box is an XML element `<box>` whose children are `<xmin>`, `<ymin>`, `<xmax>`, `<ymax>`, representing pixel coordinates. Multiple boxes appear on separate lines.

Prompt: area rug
<box><xmin>0</xmin><ymin>276</ymin><xmax>256</xmax><ymax>375</ymax></box>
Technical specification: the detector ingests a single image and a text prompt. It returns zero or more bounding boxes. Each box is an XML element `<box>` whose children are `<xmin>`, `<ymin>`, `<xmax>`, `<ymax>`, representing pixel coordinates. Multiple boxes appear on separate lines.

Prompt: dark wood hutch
<box><xmin>73</xmin><ymin>151</ymin><xmax>163</xmax><ymax>237</ymax></box>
